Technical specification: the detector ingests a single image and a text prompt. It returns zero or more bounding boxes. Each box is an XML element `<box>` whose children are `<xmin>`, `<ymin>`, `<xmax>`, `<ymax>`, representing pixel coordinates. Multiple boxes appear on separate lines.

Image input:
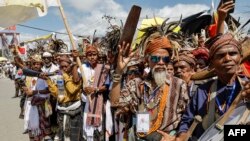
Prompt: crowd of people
<box><xmin>5</xmin><ymin>1</ymin><xmax>250</xmax><ymax>141</ymax></box>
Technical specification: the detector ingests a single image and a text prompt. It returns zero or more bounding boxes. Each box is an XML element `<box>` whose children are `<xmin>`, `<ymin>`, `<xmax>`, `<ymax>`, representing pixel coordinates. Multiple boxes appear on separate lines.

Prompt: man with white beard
<box><xmin>110</xmin><ymin>33</ymin><xmax>189</xmax><ymax>141</ymax></box>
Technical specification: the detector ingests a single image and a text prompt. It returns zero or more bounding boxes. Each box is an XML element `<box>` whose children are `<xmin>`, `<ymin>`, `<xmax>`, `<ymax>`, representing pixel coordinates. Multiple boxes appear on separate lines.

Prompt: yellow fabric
<box><xmin>134</xmin><ymin>17</ymin><xmax>164</xmax><ymax>46</ymax></box>
<box><xmin>46</xmin><ymin>73</ymin><xmax>82</xmax><ymax>104</ymax></box>
<box><xmin>173</xmin><ymin>26</ymin><xmax>181</xmax><ymax>33</ymax></box>
<box><xmin>25</xmin><ymin>76</ymin><xmax>33</xmax><ymax>88</ymax></box>
<box><xmin>23</xmin><ymin>33</ymin><xmax>53</xmax><ymax>44</ymax></box>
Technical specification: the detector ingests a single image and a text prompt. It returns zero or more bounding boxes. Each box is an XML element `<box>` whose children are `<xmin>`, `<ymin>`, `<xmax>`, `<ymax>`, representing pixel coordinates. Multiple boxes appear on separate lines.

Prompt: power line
<box><xmin>17</xmin><ymin>24</ymin><xmax>85</xmax><ymax>37</ymax></box>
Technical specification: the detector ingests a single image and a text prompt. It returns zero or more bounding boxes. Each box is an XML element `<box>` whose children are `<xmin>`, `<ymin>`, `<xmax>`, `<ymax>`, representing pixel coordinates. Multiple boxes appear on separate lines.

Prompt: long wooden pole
<box><xmin>56</xmin><ymin>0</ymin><xmax>91</xmax><ymax>102</ymax></box>
<box><xmin>56</xmin><ymin>0</ymin><xmax>87</xmax><ymax>84</ymax></box>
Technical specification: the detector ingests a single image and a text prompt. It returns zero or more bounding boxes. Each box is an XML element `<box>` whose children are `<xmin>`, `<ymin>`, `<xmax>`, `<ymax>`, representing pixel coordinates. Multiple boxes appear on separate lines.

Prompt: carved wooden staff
<box><xmin>184</xmin><ymin>115</ymin><xmax>202</xmax><ymax>141</ymax></box>
<box><xmin>118</xmin><ymin>5</ymin><xmax>141</xmax><ymax>57</ymax></box>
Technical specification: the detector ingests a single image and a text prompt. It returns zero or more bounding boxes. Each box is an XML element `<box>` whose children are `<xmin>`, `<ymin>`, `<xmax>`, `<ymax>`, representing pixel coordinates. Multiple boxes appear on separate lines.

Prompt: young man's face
<box><xmin>211</xmin><ymin>46</ymin><xmax>241</xmax><ymax>75</ymax></box>
<box><xmin>86</xmin><ymin>51</ymin><xmax>98</xmax><ymax>66</ymax></box>
<box><xmin>32</xmin><ymin>62</ymin><xmax>42</xmax><ymax>71</ymax></box>
<box><xmin>167</xmin><ymin>63</ymin><xmax>174</xmax><ymax>75</ymax></box>
<box><xmin>59</xmin><ymin>61</ymin><xmax>71</xmax><ymax>73</ymax></box>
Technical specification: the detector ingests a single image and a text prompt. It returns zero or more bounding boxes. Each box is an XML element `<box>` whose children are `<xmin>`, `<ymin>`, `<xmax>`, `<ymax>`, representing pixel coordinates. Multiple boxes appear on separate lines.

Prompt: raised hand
<box><xmin>116</xmin><ymin>41</ymin><xmax>135</xmax><ymax>74</ymax></box>
<box><xmin>218</xmin><ymin>1</ymin><xmax>235</xmax><ymax>21</ymax></box>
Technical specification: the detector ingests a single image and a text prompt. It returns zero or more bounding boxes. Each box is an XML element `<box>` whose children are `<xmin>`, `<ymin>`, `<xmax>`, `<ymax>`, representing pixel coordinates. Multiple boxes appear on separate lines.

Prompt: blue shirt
<box><xmin>178</xmin><ymin>76</ymin><xmax>244</xmax><ymax>138</ymax></box>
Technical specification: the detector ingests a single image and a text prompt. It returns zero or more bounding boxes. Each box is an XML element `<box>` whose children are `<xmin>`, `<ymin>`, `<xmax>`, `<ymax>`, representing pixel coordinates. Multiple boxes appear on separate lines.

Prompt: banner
<box><xmin>0</xmin><ymin>0</ymin><xmax>59</xmax><ymax>29</ymax></box>
<box><xmin>22</xmin><ymin>33</ymin><xmax>53</xmax><ymax>44</ymax></box>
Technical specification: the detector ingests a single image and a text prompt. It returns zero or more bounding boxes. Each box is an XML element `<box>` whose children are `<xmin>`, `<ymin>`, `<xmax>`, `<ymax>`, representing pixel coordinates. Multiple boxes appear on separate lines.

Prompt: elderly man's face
<box><xmin>174</xmin><ymin>61</ymin><xmax>194</xmax><ymax>82</ymax></box>
<box><xmin>148</xmin><ymin>49</ymin><xmax>170</xmax><ymax>71</ymax></box>
<box><xmin>148</xmin><ymin>49</ymin><xmax>170</xmax><ymax>86</ymax></box>
<box><xmin>211</xmin><ymin>46</ymin><xmax>241</xmax><ymax>75</ymax></box>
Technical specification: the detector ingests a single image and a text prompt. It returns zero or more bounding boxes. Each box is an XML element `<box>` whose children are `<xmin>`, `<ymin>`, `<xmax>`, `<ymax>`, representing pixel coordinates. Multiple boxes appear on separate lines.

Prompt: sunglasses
<box><xmin>126</xmin><ymin>69</ymin><xmax>139</xmax><ymax>75</ymax></box>
<box><xmin>150</xmin><ymin>55</ymin><xmax>170</xmax><ymax>63</ymax></box>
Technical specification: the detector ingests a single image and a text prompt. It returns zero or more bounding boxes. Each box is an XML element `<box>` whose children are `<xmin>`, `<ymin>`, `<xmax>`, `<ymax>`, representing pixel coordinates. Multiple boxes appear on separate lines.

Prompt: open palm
<box><xmin>116</xmin><ymin>41</ymin><xmax>134</xmax><ymax>74</ymax></box>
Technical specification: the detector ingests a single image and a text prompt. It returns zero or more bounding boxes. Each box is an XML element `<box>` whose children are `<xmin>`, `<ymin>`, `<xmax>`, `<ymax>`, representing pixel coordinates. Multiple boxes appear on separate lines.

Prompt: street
<box><xmin>0</xmin><ymin>78</ymin><xmax>28</xmax><ymax>141</ymax></box>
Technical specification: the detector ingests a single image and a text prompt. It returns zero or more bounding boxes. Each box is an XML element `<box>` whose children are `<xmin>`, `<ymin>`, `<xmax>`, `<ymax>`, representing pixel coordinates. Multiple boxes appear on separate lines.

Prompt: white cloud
<box><xmin>57</xmin><ymin>1</ymin><xmax>210</xmax><ymax>39</ymax></box>
<box><xmin>63</xmin><ymin>0</ymin><xmax>102</xmax><ymax>12</ymax></box>
<box><xmin>21</xmin><ymin>0</ymin><xmax>227</xmax><ymax>43</ymax></box>
<box><xmin>57</xmin><ymin>0</ymin><xmax>127</xmax><ymax>38</ymax></box>
<box><xmin>158</xmin><ymin>4</ymin><xmax>209</xmax><ymax>20</ymax></box>
<box><xmin>20</xmin><ymin>33</ymin><xmax>40</xmax><ymax>42</ymax></box>
<box><xmin>18</xmin><ymin>0</ymin><xmax>250</xmax><ymax>48</ymax></box>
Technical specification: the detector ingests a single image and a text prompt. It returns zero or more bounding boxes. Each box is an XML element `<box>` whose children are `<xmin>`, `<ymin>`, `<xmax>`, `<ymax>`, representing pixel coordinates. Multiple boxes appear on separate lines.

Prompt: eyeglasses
<box><xmin>126</xmin><ymin>69</ymin><xmax>139</xmax><ymax>75</ymax></box>
<box><xmin>150</xmin><ymin>55</ymin><xmax>170</xmax><ymax>63</ymax></box>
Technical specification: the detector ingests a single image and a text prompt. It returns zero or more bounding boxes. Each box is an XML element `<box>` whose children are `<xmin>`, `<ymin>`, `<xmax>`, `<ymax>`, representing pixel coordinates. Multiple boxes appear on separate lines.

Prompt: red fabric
<box><xmin>192</xmin><ymin>47</ymin><xmax>209</xmax><ymax>61</ymax></box>
<box><xmin>17</xmin><ymin>69</ymin><xmax>23</xmax><ymax>75</ymax></box>
<box><xmin>18</xmin><ymin>47</ymin><xmax>26</xmax><ymax>54</ymax></box>
<box><xmin>6</xmin><ymin>25</ymin><xmax>16</xmax><ymax>30</ymax></box>
<box><xmin>243</xmin><ymin>61</ymin><xmax>250</xmax><ymax>77</ymax></box>
<box><xmin>244</xmin><ymin>61</ymin><xmax>250</xmax><ymax>69</ymax></box>
<box><xmin>208</xmin><ymin>24</ymin><xmax>217</xmax><ymax>38</ymax></box>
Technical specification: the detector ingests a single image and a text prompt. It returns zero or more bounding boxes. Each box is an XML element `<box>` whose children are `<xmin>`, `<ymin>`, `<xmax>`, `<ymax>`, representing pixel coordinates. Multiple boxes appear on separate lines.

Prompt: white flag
<box><xmin>0</xmin><ymin>0</ymin><xmax>59</xmax><ymax>29</ymax></box>
<box><xmin>0</xmin><ymin>0</ymin><xmax>48</xmax><ymax>29</ymax></box>
<box><xmin>46</xmin><ymin>0</ymin><xmax>59</xmax><ymax>7</ymax></box>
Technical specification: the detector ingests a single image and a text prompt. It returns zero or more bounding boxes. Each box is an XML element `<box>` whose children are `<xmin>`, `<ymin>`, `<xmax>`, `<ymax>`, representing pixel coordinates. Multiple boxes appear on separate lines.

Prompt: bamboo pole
<box><xmin>56</xmin><ymin>0</ymin><xmax>91</xmax><ymax>102</ymax></box>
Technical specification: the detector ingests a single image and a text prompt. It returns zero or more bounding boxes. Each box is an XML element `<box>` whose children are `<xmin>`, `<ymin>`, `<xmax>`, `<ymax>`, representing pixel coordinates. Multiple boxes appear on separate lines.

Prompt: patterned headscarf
<box><xmin>192</xmin><ymin>47</ymin><xmax>209</xmax><ymax>61</ymax></box>
<box><xmin>86</xmin><ymin>45</ymin><xmax>98</xmax><ymax>54</ymax></box>
<box><xmin>205</xmin><ymin>33</ymin><xmax>241</xmax><ymax>59</ymax></box>
<box><xmin>173</xmin><ymin>53</ymin><xmax>196</xmax><ymax>67</ymax></box>
<box><xmin>144</xmin><ymin>34</ymin><xmax>172</xmax><ymax>55</ymax></box>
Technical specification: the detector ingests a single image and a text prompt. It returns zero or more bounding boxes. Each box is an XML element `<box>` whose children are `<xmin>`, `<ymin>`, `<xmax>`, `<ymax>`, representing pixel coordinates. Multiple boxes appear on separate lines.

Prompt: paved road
<box><xmin>0</xmin><ymin>78</ymin><xmax>28</xmax><ymax>141</ymax></box>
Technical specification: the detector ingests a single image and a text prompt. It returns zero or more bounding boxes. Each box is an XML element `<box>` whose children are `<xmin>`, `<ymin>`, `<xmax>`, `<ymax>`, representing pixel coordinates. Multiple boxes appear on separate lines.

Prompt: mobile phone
<box><xmin>222</xmin><ymin>0</ymin><xmax>235</xmax><ymax>13</ymax></box>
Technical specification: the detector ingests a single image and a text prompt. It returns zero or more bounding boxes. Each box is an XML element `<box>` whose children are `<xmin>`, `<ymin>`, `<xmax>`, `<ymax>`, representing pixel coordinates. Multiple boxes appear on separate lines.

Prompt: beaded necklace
<box><xmin>138</xmin><ymin>84</ymin><xmax>169</xmax><ymax>137</ymax></box>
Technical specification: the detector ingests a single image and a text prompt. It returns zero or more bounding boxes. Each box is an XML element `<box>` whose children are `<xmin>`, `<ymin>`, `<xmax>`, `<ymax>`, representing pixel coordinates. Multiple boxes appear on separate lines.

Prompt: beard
<box><xmin>152</xmin><ymin>66</ymin><xmax>168</xmax><ymax>87</ymax></box>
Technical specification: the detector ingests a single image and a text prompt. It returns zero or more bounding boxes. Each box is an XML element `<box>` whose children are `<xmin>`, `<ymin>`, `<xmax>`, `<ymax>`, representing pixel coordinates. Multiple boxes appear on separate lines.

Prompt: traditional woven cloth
<box><xmin>144</xmin><ymin>35</ymin><xmax>172</xmax><ymax>55</ymax></box>
<box><xmin>205</xmin><ymin>33</ymin><xmax>241</xmax><ymax>59</ymax></box>
<box><xmin>192</xmin><ymin>47</ymin><xmax>209</xmax><ymax>61</ymax></box>
<box><xmin>174</xmin><ymin>53</ymin><xmax>196</xmax><ymax>67</ymax></box>
<box><xmin>86</xmin><ymin>45</ymin><xmax>98</xmax><ymax>54</ymax></box>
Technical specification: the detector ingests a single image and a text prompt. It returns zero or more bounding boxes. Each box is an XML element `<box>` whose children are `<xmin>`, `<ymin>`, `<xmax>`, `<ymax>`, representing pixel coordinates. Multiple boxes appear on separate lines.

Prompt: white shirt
<box><xmin>42</xmin><ymin>63</ymin><xmax>59</xmax><ymax>83</ymax></box>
